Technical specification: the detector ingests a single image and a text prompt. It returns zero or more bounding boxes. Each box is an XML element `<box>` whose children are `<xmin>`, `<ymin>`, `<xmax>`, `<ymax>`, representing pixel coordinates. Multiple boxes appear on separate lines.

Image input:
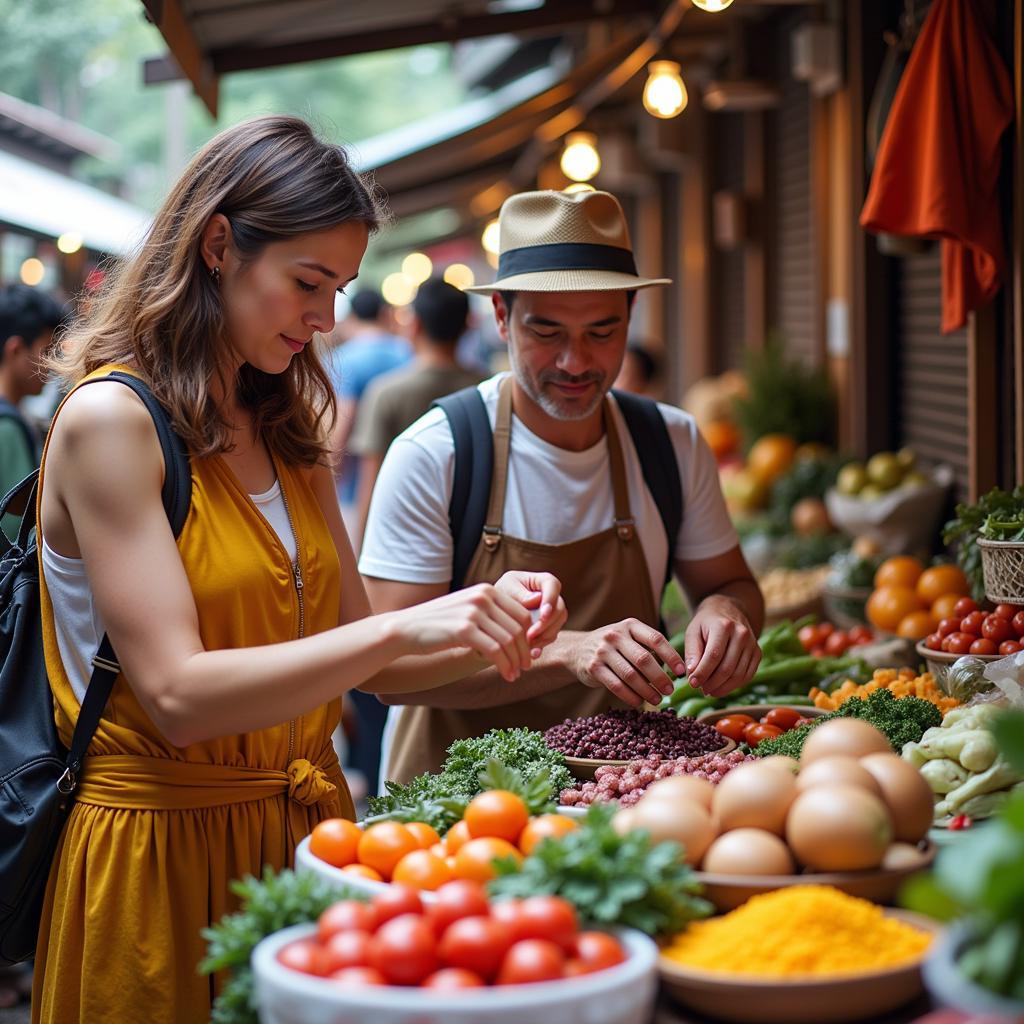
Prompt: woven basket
<box><xmin>978</xmin><ymin>538</ymin><xmax>1024</xmax><ymax>604</ymax></box>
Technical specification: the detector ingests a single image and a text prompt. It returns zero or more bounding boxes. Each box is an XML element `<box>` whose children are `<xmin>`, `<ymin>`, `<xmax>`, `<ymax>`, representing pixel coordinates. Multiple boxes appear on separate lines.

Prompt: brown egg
<box><xmin>712</xmin><ymin>762</ymin><xmax>797</xmax><ymax>837</ymax></box>
<box><xmin>786</xmin><ymin>785</ymin><xmax>893</xmax><ymax>871</ymax></box>
<box><xmin>860</xmin><ymin>753</ymin><xmax>936</xmax><ymax>844</ymax></box>
<box><xmin>642</xmin><ymin>774</ymin><xmax>715</xmax><ymax>811</ymax></box>
<box><xmin>801</xmin><ymin>718</ymin><xmax>891</xmax><ymax>764</ymax></box>
<box><xmin>757</xmin><ymin>755</ymin><xmax>800</xmax><ymax>777</ymax></box>
<box><xmin>881</xmin><ymin>842</ymin><xmax>931</xmax><ymax>871</ymax></box>
<box><xmin>796</xmin><ymin>756</ymin><xmax>883</xmax><ymax>797</ymax></box>
<box><xmin>702</xmin><ymin>828</ymin><xmax>796</xmax><ymax>876</ymax></box>
<box><xmin>631</xmin><ymin>798</ymin><xmax>716</xmax><ymax>866</ymax></box>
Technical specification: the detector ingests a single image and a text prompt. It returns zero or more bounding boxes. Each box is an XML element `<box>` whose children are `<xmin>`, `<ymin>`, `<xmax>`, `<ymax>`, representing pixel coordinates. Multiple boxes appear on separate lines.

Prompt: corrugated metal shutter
<box><xmin>894</xmin><ymin>246</ymin><xmax>970</xmax><ymax>501</ymax></box>
<box><xmin>712</xmin><ymin>112</ymin><xmax>746</xmax><ymax>372</ymax></box>
<box><xmin>768</xmin><ymin>15</ymin><xmax>816</xmax><ymax>365</ymax></box>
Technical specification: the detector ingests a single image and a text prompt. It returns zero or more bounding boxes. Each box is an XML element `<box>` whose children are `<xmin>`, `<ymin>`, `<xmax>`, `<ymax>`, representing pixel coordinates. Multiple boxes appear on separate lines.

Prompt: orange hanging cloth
<box><xmin>859</xmin><ymin>0</ymin><xmax>1013</xmax><ymax>333</ymax></box>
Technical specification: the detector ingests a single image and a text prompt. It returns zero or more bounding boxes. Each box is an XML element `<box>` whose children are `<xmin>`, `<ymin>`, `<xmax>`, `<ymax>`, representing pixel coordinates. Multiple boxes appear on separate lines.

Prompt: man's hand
<box><xmin>570</xmin><ymin>619</ymin><xmax>685</xmax><ymax>708</ymax></box>
<box><xmin>684</xmin><ymin>595</ymin><xmax>761</xmax><ymax>698</ymax></box>
<box><xmin>494</xmin><ymin>571</ymin><xmax>568</xmax><ymax>658</ymax></box>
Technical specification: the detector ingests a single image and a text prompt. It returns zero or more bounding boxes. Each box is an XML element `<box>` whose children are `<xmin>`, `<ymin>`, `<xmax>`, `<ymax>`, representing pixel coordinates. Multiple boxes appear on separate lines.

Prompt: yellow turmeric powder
<box><xmin>810</xmin><ymin>668</ymin><xmax>959</xmax><ymax>716</ymax></box>
<box><xmin>660</xmin><ymin>885</ymin><xmax>933</xmax><ymax>978</ymax></box>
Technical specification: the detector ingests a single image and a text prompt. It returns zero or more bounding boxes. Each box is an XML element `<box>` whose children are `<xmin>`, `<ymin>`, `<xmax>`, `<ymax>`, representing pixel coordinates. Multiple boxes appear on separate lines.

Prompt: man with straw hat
<box><xmin>360</xmin><ymin>189</ymin><xmax>764</xmax><ymax>784</ymax></box>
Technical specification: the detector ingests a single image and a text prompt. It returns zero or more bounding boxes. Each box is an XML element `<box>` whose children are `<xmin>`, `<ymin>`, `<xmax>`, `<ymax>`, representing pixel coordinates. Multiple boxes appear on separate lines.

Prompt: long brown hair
<box><xmin>53</xmin><ymin>115</ymin><xmax>384</xmax><ymax>465</ymax></box>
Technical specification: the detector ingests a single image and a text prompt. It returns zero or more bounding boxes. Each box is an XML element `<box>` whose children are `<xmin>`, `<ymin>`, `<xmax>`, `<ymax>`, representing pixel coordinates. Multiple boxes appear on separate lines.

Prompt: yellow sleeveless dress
<box><xmin>31</xmin><ymin>366</ymin><xmax>354</xmax><ymax>1023</ymax></box>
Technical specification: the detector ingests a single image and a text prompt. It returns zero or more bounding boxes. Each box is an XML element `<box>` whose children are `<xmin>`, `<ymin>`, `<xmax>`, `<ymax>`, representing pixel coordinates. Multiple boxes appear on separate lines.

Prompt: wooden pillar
<box><xmin>969</xmin><ymin>304</ymin><xmax>1001</xmax><ymax>499</ymax></box>
<box><xmin>743</xmin><ymin>112</ymin><xmax>767</xmax><ymax>352</ymax></box>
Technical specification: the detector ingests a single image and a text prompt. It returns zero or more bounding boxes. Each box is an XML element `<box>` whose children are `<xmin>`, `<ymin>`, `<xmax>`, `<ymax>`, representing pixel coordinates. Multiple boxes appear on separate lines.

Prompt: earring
<box><xmin>209</xmin><ymin>265</ymin><xmax>221</xmax><ymax>285</ymax></box>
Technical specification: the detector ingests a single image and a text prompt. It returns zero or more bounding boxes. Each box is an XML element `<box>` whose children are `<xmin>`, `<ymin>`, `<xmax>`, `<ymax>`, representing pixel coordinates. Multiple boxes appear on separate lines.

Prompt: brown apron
<box><xmin>386</xmin><ymin>377</ymin><xmax>662</xmax><ymax>783</ymax></box>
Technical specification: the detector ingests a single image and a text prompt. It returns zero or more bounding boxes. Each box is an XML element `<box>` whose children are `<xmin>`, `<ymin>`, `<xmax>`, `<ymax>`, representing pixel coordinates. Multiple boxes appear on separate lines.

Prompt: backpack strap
<box><xmin>60</xmin><ymin>372</ymin><xmax>192</xmax><ymax>791</ymax></box>
<box><xmin>611</xmin><ymin>389</ymin><xmax>683</xmax><ymax>588</ymax></box>
<box><xmin>433</xmin><ymin>387</ymin><xmax>493</xmax><ymax>593</ymax></box>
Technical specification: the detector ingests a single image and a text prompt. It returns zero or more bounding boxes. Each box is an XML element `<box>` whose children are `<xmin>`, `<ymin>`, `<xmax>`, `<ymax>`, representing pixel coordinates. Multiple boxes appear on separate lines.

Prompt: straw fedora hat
<box><xmin>466</xmin><ymin>189</ymin><xmax>671</xmax><ymax>293</ymax></box>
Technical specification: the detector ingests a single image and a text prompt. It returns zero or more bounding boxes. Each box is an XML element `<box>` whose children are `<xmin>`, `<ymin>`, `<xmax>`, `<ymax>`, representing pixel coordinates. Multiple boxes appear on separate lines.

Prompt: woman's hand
<box><xmin>388</xmin><ymin>583</ymin><xmax>536</xmax><ymax>682</ymax></box>
<box><xmin>494</xmin><ymin>571</ymin><xmax>568</xmax><ymax>657</ymax></box>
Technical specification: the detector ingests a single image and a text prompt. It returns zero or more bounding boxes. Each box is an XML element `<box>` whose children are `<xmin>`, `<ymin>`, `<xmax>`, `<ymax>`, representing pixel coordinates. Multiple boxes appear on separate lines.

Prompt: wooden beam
<box><xmin>210</xmin><ymin>0</ymin><xmax>658</xmax><ymax>74</ymax></box>
<box><xmin>969</xmin><ymin>303</ymin><xmax>1000</xmax><ymax>499</ymax></box>
<box><xmin>141</xmin><ymin>0</ymin><xmax>218</xmax><ymax>116</ymax></box>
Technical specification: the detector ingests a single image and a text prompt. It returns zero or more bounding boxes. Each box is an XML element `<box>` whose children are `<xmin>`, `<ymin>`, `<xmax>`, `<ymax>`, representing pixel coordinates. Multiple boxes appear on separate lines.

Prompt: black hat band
<box><xmin>497</xmin><ymin>242</ymin><xmax>638</xmax><ymax>279</ymax></box>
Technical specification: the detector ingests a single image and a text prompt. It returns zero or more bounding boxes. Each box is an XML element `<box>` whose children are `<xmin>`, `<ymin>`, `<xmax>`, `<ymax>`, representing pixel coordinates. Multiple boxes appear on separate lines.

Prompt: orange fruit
<box><xmin>391</xmin><ymin>849</ymin><xmax>454</xmax><ymax>891</ymax></box>
<box><xmin>896</xmin><ymin>610</ymin><xmax>938</xmax><ymax>640</ymax></box>
<box><xmin>406</xmin><ymin>822</ymin><xmax>441</xmax><ymax>850</ymax></box>
<box><xmin>916</xmin><ymin>565</ymin><xmax>970</xmax><ymax>606</ymax></box>
<box><xmin>463</xmin><ymin>790</ymin><xmax>529</xmax><ymax>844</ymax></box>
<box><xmin>357</xmin><ymin>822</ymin><xmax>419</xmax><ymax>881</ymax></box>
<box><xmin>701</xmin><ymin>420</ymin><xmax>740</xmax><ymax>460</ymax></box>
<box><xmin>930</xmin><ymin>593</ymin><xmax>962</xmax><ymax>621</ymax></box>
<box><xmin>453</xmin><ymin>837</ymin><xmax>522</xmax><ymax>883</ymax></box>
<box><xmin>866</xmin><ymin>585</ymin><xmax>924</xmax><ymax>632</ymax></box>
<box><xmin>518</xmin><ymin>814</ymin><xmax>579</xmax><ymax>855</ymax></box>
<box><xmin>444</xmin><ymin>820</ymin><xmax>472</xmax><ymax>856</ymax></box>
<box><xmin>873</xmin><ymin>555</ymin><xmax>924</xmax><ymax>590</ymax></box>
<box><xmin>746</xmin><ymin>434</ymin><xmax>798</xmax><ymax>485</ymax></box>
<box><xmin>308</xmin><ymin>818</ymin><xmax>361</xmax><ymax>868</ymax></box>
<box><xmin>342</xmin><ymin>863</ymin><xmax>383</xmax><ymax>882</ymax></box>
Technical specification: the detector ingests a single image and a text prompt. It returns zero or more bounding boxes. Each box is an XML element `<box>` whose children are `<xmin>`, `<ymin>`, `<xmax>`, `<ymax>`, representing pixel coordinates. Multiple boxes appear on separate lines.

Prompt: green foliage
<box><xmin>732</xmin><ymin>339</ymin><xmax>837</xmax><ymax>451</ymax></box>
<box><xmin>488</xmin><ymin>803</ymin><xmax>712</xmax><ymax>937</ymax></box>
<box><xmin>200</xmin><ymin>868</ymin><xmax>355</xmax><ymax>1024</ymax></box>
<box><xmin>368</xmin><ymin>728</ymin><xmax>572</xmax><ymax>832</ymax></box>
<box><xmin>943</xmin><ymin>487</ymin><xmax>1024</xmax><ymax>601</ymax></box>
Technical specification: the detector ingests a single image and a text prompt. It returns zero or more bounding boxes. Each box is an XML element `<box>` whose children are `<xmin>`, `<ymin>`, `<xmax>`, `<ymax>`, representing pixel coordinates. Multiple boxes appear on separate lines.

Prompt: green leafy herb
<box><xmin>200</xmin><ymin>868</ymin><xmax>355</xmax><ymax>1024</ymax></box>
<box><xmin>943</xmin><ymin>486</ymin><xmax>1024</xmax><ymax>600</ymax></box>
<box><xmin>488</xmin><ymin>803</ymin><xmax>712</xmax><ymax>937</ymax></box>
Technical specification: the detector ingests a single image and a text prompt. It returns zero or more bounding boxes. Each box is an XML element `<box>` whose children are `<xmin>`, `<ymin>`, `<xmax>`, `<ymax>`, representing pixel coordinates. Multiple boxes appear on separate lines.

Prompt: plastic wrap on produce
<box><xmin>982</xmin><ymin>650</ymin><xmax>1024</xmax><ymax>707</ymax></box>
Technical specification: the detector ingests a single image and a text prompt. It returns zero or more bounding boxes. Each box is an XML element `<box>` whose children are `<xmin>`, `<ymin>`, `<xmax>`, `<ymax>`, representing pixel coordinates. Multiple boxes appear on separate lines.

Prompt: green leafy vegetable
<box><xmin>488</xmin><ymin>803</ymin><xmax>712</xmax><ymax>937</ymax></box>
<box><xmin>200</xmin><ymin>868</ymin><xmax>354</xmax><ymax>1024</ymax></box>
<box><xmin>943</xmin><ymin>486</ymin><xmax>1024</xmax><ymax>600</ymax></box>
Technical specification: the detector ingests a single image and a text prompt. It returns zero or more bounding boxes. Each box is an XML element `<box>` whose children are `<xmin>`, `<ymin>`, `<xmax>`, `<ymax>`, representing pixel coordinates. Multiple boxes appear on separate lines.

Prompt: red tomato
<box><xmin>999</xmin><ymin>640</ymin><xmax>1023</xmax><ymax>655</ymax></box>
<box><xmin>969</xmin><ymin>638</ymin><xmax>998</xmax><ymax>656</ymax></box>
<box><xmin>329</xmin><ymin>966</ymin><xmax>387</xmax><ymax>987</ymax></box>
<box><xmin>496</xmin><ymin>939</ymin><xmax>566</xmax><ymax>985</ymax></box>
<box><xmin>953</xmin><ymin>597</ymin><xmax>979</xmax><ymax>619</ymax></box>
<box><xmin>743</xmin><ymin>722</ymin><xmax>784</xmax><ymax>747</ymax></box>
<box><xmin>490</xmin><ymin>899</ymin><xmax>530</xmax><ymax>944</ymax></box>
<box><xmin>848</xmin><ymin>625</ymin><xmax>874</xmax><ymax>644</ymax></box>
<box><xmin>317</xmin><ymin>900</ymin><xmax>378</xmax><ymax>943</ymax></box>
<box><xmin>937</xmin><ymin>618</ymin><xmax>960</xmax><ymax>638</ymax></box>
<box><xmin>367</xmin><ymin>914</ymin><xmax>439</xmax><ymax>986</ymax></box>
<box><xmin>438</xmin><ymin>916</ymin><xmax>514</xmax><ymax>981</ymax></box>
<box><xmin>797</xmin><ymin>625</ymin><xmax>818</xmax><ymax>652</ymax></box>
<box><xmin>1012</xmin><ymin>612</ymin><xmax>1024</xmax><ymax>638</ymax></box>
<box><xmin>277</xmin><ymin>939</ymin><xmax>330</xmax><ymax>977</ymax></box>
<box><xmin>982</xmin><ymin>615</ymin><xmax>1014</xmax><ymax>644</ymax></box>
<box><xmin>323</xmin><ymin>930</ymin><xmax>373</xmax><ymax>973</ymax></box>
<box><xmin>516</xmin><ymin>896</ymin><xmax>578</xmax><ymax>953</ymax></box>
<box><xmin>574</xmin><ymin>932</ymin><xmax>627</xmax><ymax>972</ymax></box>
<box><xmin>925</xmin><ymin>632</ymin><xmax>945</xmax><ymax>651</ymax></box>
<box><xmin>371</xmin><ymin>885</ymin><xmax>423</xmax><ymax>926</ymax></box>
<box><xmin>425</xmin><ymin>880</ymin><xmax>491</xmax><ymax>938</ymax></box>
<box><xmin>422</xmin><ymin>968</ymin><xmax>486</xmax><ymax>990</ymax></box>
<box><xmin>960</xmin><ymin>611</ymin><xmax>986</xmax><ymax>637</ymax></box>
<box><xmin>823</xmin><ymin>632</ymin><xmax>850</xmax><ymax>656</ymax></box>
<box><xmin>809</xmin><ymin>646</ymin><xmax>826</xmax><ymax>658</ymax></box>
<box><xmin>762</xmin><ymin>707</ymin><xmax>802</xmax><ymax>731</ymax></box>
<box><xmin>942</xmin><ymin>632</ymin><xmax>975</xmax><ymax>655</ymax></box>
<box><xmin>714</xmin><ymin>714</ymin><xmax>755</xmax><ymax>743</ymax></box>
<box><xmin>815</xmin><ymin>623</ymin><xmax>835</xmax><ymax>643</ymax></box>
<box><xmin>993</xmin><ymin>604</ymin><xmax>1019</xmax><ymax>620</ymax></box>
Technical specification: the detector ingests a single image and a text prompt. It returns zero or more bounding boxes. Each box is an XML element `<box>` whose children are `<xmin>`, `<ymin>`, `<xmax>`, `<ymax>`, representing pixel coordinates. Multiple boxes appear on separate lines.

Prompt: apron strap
<box><xmin>483</xmin><ymin>377</ymin><xmax>635</xmax><ymax>549</ymax></box>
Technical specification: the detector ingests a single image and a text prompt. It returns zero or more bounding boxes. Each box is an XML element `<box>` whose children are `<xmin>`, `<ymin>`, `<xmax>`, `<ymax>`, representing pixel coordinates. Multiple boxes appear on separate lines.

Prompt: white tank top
<box><xmin>41</xmin><ymin>480</ymin><xmax>296</xmax><ymax>702</ymax></box>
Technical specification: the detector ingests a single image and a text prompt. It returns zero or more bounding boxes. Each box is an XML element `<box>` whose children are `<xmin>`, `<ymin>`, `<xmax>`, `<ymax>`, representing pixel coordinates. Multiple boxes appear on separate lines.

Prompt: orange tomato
<box><xmin>391</xmin><ymin>849</ymin><xmax>454</xmax><ymax>891</ymax></box>
<box><xmin>341</xmin><ymin>863</ymin><xmax>383</xmax><ymax>882</ymax></box>
<box><xmin>357</xmin><ymin>822</ymin><xmax>419</xmax><ymax>881</ymax></box>
<box><xmin>746</xmin><ymin>434</ymin><xmax>797</xmax><ymax>485</ymax></box>
<box><xmin>405</xmin><ymin>822</ymin><xmax>441</xmax><ymax>850</ymax></box>
<box><xmin>463</xmin><ymin>790</ymin><xmax>529</xmax><ymax>844</ymax></box>
<box><xmin>873</xmin><ymin>555</ymin><xmax>924</xmax><ymax>590</ymax></box>
<box><xmin>444</xmin><ymin>820</ymin><xmax>472</xmax><ymax>855</ymax></box>
<box><xmin>308</xmin><ymin>818</ymin><xmax>361</xmax><ymax>868</ymax></box>
<box><xmin>916</xmin><ymin>565</ymin><xmax>970</xmax><ymax>606</ymax></box>
<box><xmin>896</xmin><ymin>610</ymin><xmax>938</xmax><ymax>640</ymax></box>
<box><xmin>453</xmin><ymin>837</ymin><xmax>522</xmax><ymax>883</ymax></box>
<box><xmin>931</xmin><ymin>593</ymin><xmax>962</xmax><ymax>621</ymax></box>
<box><xmin>866</xmin><ymin>585</ymin><xmax>923</xmax><ymax>631</ymax></box>
<box><xmin>518</xmin><ymin>814</ymin><xmax>579</xmax><ymax>855</ymax></box>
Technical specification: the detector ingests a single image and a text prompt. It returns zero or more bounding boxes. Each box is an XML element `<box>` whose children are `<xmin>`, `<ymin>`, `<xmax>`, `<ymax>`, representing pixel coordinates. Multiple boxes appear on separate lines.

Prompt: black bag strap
<box><xmin>61</xmin><ymin>372</ymin><xmax>192</xmax><ymax>787</ymax></box>
<box><xmin>611</xmin><ymin>389</ymin><xmax>683</xmax><ymax>588</ymax></box>
<box><xmin>0</xmin><ymin>469</ymin><xmax>39</xmax><ymax>552</ymax></box>
<box><xmin>434</xmin><ymin>387</ymin><xmax>494</xmax><ymax>592</ymax></box>
<box><xmin>0</xmin><ymin>397</ymin><xmax>38</xmax><ymax>463</ymax></box>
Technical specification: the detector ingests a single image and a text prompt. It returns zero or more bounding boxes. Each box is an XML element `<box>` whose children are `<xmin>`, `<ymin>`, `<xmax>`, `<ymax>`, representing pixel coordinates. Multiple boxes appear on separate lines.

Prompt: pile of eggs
<box><xmin>613</xmin><ymin>719</ymin><xmax>934</xmax><ymax>876</ymax></box>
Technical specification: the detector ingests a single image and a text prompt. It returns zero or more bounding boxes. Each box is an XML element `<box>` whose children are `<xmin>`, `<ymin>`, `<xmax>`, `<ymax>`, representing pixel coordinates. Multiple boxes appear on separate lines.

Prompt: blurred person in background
<box><xmin>614</xmin><ymin>341</ymin><xmax>662</xmax><ymax>399</ymax></box>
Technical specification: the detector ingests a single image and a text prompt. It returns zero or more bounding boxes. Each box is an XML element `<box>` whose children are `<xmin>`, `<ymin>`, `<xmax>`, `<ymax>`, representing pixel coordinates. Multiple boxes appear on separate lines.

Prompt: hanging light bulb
<box><xmin>643</xmin><ymin>61</ymin><xmax>689</xmax><ymax>119</ymax></box>
<box><xmin>690</xmin><ymin>0</ymin><xmax>734</xmax><ymax>11</ymax></box>
<box><xmin>57</xmin><ymin>232</ymin><xmax>83</xmax><ymax>254</ymax></box>
<box><xmin>443</xmin><ymin>263</ymin><xmax>475</xmax><ymax>290</ymax></box>
<box><xmin>481</xmin><ymin>218</ymin><xmax>501</xmax><ymax>256</ymax></box>
<box><xmin>381</xmin><ymin>272</ymin><xmax>417</xmax><ymax>307</ymax></box>
<box><xmin>20</xmin><ymin>258</ymin><xmax>45</xmax><ymax>286</ymax></box>
<box><xmin>559</xmin><ymin>132</ymin><xmax>601</xmax><ymax>183</ymax></box>
<box><xmin>401</xmin><ymin>252</ymin><xmax>432</xmax><ymax>284</ymax></box>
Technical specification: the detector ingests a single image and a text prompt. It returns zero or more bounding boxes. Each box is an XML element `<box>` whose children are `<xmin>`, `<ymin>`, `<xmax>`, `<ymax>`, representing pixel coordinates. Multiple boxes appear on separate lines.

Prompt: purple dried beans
<box><xmin>544</xmin><ymin>708</ymin><xmax>722</xmax><ymax>761</ymax></box>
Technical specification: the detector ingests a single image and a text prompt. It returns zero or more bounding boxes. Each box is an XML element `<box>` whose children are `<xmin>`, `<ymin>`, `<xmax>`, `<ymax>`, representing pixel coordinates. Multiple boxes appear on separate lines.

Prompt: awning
<box><xmin>0</xmin><ymin>149</ymin><xmax>150</xmax><ymax>256</ymax></box>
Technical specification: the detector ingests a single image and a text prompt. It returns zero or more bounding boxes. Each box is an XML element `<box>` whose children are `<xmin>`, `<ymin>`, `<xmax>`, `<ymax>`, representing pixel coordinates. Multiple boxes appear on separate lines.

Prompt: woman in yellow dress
<box><xmin>31</xmin><ymin>115</ymin><xmax>565</xmax><ymax>1023</ymax></box>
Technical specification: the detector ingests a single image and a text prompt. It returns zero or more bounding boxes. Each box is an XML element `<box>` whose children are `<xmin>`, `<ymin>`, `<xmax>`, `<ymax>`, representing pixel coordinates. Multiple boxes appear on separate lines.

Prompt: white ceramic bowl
<box><xmin>253</xmin><ymin>922</ymin><xmax>659</xmax><ymax>1024</ymax></box>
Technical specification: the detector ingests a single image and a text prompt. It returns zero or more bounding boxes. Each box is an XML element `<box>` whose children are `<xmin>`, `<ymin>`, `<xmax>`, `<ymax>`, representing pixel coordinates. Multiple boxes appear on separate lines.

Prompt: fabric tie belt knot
<box><xmin>286</xmin><ymin>758</ymin><xmax>337</xmax><ymax>807</ymax></box>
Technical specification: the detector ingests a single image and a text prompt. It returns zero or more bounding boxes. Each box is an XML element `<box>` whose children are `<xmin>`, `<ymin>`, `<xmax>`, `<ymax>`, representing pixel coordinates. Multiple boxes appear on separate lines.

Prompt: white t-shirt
<box><xmin>358</xmin><ymin>373</ymin><xmax>738</xmax><ymax>605</ymax></box>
